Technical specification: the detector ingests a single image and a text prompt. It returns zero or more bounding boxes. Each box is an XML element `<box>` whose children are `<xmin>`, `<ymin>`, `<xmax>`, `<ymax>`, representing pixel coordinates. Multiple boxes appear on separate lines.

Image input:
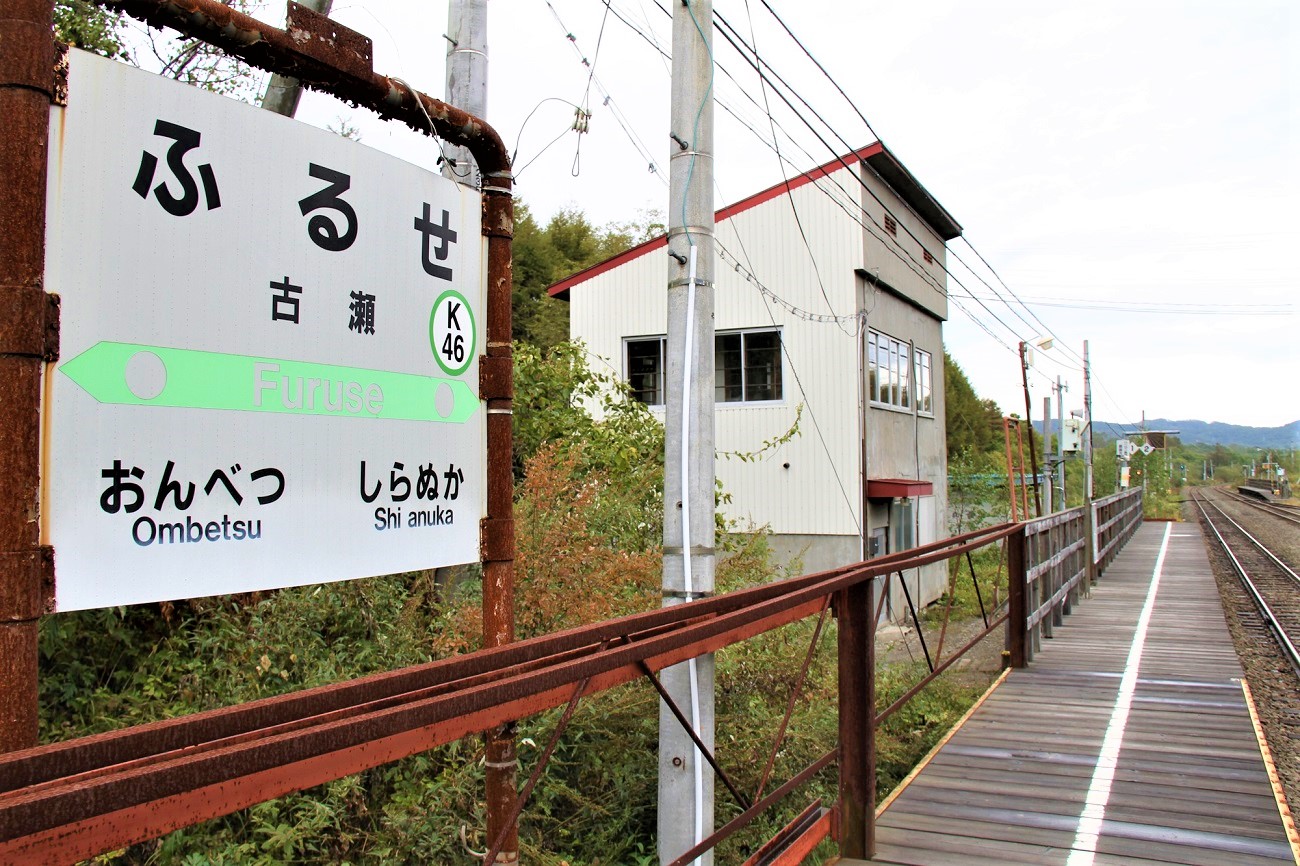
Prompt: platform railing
<box><xmin>1092</xmin><ymin>488</ymin><xmax>1145</xmax><ymax>575</ymax></box>
<box><xmin>1006</xmin><ymin>488</ymin><xmax>1143</xmax><ymax>666</ymax></box>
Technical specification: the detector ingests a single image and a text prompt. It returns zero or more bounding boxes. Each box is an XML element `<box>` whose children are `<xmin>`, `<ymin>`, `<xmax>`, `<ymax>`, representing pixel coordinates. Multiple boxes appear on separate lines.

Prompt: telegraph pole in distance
<box><xmin>1042</xmin><ymin>396</ymin><xmax>1053</xmax><ymax>513</ymax></box>
<box><xmin>660</xmin><ymin>0</ymin><xmax>716</xmax><ymax>862</ymax></box>
<box><xmin>1083</xmin><ymin>341</ymin><xmax>1096</xmax><ymax>585</ymax></box>
<box><xmin>1055</xmin><ymin>376</ymin><xmax>1066</xmax><ymax>508</ymax></box>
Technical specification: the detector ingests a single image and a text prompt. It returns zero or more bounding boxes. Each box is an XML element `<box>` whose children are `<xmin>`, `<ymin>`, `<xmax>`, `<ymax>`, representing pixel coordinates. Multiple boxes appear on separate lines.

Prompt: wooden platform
<box><xmin>869</xmin><ymin>521</ymin><xmax>1298</xmax><ymax>866</ymax></box>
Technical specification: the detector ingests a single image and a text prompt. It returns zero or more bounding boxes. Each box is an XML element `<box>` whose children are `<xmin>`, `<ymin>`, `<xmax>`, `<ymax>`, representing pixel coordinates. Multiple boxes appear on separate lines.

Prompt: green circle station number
<box><xmin>429</xmin><ymin>290</ymin><xmax>475</xmax><ymax>377</ymax></box>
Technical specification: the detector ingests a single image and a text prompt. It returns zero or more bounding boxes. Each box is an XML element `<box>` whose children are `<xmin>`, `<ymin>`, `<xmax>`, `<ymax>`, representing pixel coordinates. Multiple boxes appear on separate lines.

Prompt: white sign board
<box><xmin>44</xmin><ymin>51</ymin><xmax>486</xmax><ymax>611</ymax></box>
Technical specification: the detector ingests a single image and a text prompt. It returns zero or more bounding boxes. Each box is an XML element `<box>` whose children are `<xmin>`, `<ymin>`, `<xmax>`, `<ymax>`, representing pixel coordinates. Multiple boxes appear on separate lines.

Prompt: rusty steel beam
<box><xmin>742</xmin><ymin>800</ymin><xmax>830</xmax><ymax>866</ymax></box>
<box><xmin>0</xmin><ymin>0</ymin><xmax>56</xmax><ymax>755</ymax></box>
<box><xmin>1006</xmin><ymin>526</ymin><xmax>1029</xmax><ymax>668</ymax></box>
<box><xmin>0</xmin><ymin>522</ymin><xmax>1015</xmax><ymax>795</ymax></box>
<box><xmin>874</xmin><ymin>611</ymin><xmax>1009</xmax><ymax>727</ymax></box>
<box><xmin>0</xmin><ymin>523</ymin><xmax>1014</xmax><ymax>861</ymax></box>
<box><xmin>755</xmin><ymin>596</ymin><xmax>830</xmax><ymax>803</ymax></box>
<box><xmin>641</xmin><ymin>662</ymin><xmax>751</xmax><ymax>811</ymax></box>
<box><xmin>835</xmin><ymin>579</ymin><xmax>874</xmax><ymax>860</ymax></box>
<box><xmin>667</xmin><ymin>750</ymin><xmax>837</xmax><ymax>866</ymax></box>
<box><xmin>0</xmin><ymin>594</ymin><xmax>828</xmax><ymax>862</ymax></box>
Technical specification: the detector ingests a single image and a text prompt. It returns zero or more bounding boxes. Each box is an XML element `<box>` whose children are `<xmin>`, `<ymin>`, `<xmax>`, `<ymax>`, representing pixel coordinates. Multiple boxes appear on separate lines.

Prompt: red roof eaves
<box><xmin>547</xmin><ymin>143</ymin><xmax>884</xmax><ymax>299</ymax></box>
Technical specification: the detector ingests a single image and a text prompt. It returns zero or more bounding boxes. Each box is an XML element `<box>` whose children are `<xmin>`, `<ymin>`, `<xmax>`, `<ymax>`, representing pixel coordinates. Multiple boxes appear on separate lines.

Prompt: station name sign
<box><xmin>45</xmin><ymin>51</ymin><xmax>486</xmax><ymax>611</ymax></box>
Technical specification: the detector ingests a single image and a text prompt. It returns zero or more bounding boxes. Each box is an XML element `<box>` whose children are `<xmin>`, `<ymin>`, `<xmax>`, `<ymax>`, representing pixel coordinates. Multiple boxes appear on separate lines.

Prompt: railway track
<box><xmin>1192</xmin><ymin>488</ymin><xmax>1300</xmax><ymax>675</ymax></box>
<box><xmin>1222</xmin><ymin>487</ymin><xmax>1300</xmax><ymax>529</ymax></box>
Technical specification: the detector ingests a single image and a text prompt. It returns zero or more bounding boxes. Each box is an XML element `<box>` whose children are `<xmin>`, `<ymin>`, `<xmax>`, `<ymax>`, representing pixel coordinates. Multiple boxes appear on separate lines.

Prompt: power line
<box><xmin>586</xmin><ymin>0</ymin><xmax>1139</xmax><ymax>424</ymax></box>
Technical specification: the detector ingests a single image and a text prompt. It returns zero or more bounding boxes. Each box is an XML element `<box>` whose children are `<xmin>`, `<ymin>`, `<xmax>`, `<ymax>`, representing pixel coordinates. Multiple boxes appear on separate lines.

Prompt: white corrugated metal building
<box><xmin>548</xmin><ymin>143</ymin><xmax>962</xmax><ymax>611</ymax></box>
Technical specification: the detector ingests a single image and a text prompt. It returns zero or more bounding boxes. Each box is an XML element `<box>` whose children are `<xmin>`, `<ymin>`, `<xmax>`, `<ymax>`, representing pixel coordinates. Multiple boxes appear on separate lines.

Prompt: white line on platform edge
<box><xmin>1065</xmin><ymin>522</ymin><xmax>1172</xmax><ymax>866</ymax></box>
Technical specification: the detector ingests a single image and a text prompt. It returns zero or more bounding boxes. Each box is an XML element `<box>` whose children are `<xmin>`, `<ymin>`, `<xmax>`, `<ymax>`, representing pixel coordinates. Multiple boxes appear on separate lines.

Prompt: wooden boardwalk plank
<box><xmin>871</xmin><ymin>522</ymin><xmax>1296</xmax><ymax>865</ymax></box>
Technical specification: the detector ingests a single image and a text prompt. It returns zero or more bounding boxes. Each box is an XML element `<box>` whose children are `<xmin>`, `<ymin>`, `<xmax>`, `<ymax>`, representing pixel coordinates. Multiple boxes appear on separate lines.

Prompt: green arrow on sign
<box><xmin>60</xmin><ymin>342</ymin><xmax>478</xmax><ymax>424</ymax></box>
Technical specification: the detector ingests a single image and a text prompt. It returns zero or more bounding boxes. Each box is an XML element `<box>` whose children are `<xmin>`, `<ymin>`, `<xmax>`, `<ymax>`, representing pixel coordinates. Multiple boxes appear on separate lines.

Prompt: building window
<box><xmin>914</xmin><ymin>348</ymin><xmax>933</xmax><ymax>415</ymax></box>
<box><xmin>716</xmin><ymin>328</ymin><xmax>783</xmax><ymax>403</ymax></box>
<box><xmin>626</xmin><ymin>336</ymin><xmax>666</xmax><ymax>405</ymax></box>
<box><xmin>884</xmin><ymin>214</ymin><xmax>898</xmax><ymax>237</ymax></box>
<box><xmin>869</xmin><ymin>329</ymin><xmax>931</xmax><ymax>414</ymax></box>
<box><xmin>625</xmin><ymin>329</ymin><xmax>783</xmax><ymax>406</ymax></box>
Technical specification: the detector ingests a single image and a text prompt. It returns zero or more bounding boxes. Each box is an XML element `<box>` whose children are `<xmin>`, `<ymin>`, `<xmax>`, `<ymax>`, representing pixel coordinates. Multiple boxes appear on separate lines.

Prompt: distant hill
<box><xmin>1037</xmin><ymin>418</ymin><xmax>1299</xmax><ymax>449</ymax></box>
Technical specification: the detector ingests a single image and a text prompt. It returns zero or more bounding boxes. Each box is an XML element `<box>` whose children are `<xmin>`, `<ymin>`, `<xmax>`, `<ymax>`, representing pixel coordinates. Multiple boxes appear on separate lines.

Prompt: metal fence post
<box><xmin>836</xmin><ymin>578</ymin><xmax>875</xmax><ymax>859</ymax></box>
<box><xmin>1005</xmin><ymin>526</ymin><xmax>1028</xmax><ymax>668</ymax></box>
<box><xmin>0</xmin><ymin>0</ymin><xmax>55</xmax><ymax>755</ymax></box>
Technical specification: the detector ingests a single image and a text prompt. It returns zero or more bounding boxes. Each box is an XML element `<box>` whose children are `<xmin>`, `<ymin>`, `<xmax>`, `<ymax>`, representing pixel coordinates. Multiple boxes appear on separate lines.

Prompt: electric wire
<box><xmin>589</xmin><ymin>0</ymin><xmax>1142</xmax><ymax>430</ymax></box>
<box><xmin>723</xmin><ymin>204</ymin><xmax>865</xmax><ymax>537</ymax></box>
<box><xmin>745</xmin><ymin>2</ymin><xmax>1081</xmax><ymax>359</ymax></box>
<box><xmin>511</xmin><ymin>97</ymin><xmax>583</xmax><ymax>171</ymax></box>
<box><xmin>740</xmin><ymin>0</ymin><xmax>850</xmax><ymax>333</ymax></box>
<box><xmin>709</xmin><ymin>11</ymin><xmax>1036</xmax><ymax>351</ymax></box>
<box><xmin>543</xmin><ymin>0</ymin><xmax>666</xmax><ymax>180</ymax></box>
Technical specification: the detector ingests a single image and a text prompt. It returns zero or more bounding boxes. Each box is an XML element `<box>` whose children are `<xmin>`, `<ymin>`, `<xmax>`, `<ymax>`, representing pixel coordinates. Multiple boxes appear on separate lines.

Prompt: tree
<box><xmin>54</xmin><ymin>0</ymin><xmax>130</xmax><ymax>59</ymax></box>
<box><xmin>511</xmin><ymin>204</ymin><xmax>663</xmax><ymax>351</ymax></box>
<box><xmin>53</xmin><ymin>0</ymin><xmax>267</xmax><ymax>102</ymax></box>
<box><xmin>943</xmin><ymin>351</ymin><xmax>1002</xmax><ymax>459</ymax></box>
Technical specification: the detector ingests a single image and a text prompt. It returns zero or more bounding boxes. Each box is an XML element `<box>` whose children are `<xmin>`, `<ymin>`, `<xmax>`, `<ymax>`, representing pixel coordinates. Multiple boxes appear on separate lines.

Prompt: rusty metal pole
<box><xmin>480</xmin><ymin>172</ymin><xmax>516</xmax><ymax>864</ymax></box>
<box><xmin>1004</xmin><ymin>526</ymin><xmax>1028</xmax><ymax>669</ymax></box>
<box><xmin>1019</xmin><ymin>342</ymin><xmax>1043</xmax><ymax>518</ymax></box>
<box><xmin>836</xmin><ymin>578</ymin><xmax>875</xmax><ymax>859</ymax></box>
<box><xmin>0</xmin><ymin>0</ymin><xmax>56</xmax><ymax>755</ymax></box>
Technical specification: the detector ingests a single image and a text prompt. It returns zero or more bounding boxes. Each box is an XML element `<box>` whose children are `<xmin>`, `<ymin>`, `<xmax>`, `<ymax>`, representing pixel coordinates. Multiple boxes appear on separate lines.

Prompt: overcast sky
<box><xmin>284</xmin><ymin>0</ymin><xmax>1297</xmax><ymax>430</ymax></box>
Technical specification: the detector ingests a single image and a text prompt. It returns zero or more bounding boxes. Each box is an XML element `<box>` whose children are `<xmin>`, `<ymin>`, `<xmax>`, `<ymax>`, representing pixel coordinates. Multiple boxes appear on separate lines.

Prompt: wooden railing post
<box><xmin>1005</xmin><ymin>526</ymin><xmax>1028</xmax><ymax>668</ymax></box>
<box><xmin>836</xmin><ymin>578</ymin><xmax>875</xmax><ymax>859</ymax></box>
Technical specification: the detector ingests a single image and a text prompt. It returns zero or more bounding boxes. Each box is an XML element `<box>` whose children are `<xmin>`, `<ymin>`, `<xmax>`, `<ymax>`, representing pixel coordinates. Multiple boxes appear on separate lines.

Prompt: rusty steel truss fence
<box><xmin>0</xmin><ymin>522</ymin><xmax>1027</xmax><ymax>864</ymax></box>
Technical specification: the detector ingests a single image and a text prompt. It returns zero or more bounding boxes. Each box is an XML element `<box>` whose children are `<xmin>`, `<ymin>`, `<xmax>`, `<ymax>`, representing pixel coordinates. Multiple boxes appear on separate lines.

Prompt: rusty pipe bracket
<box><xmin>284</xmin><ymin>2</ymin><xmax>372</xmax><ymax>79</ymax></box>
<box><xmin>480</xmin><ymin>519</ymin><xmax>514</xmax><ymax>563</ymax></box>
<box><xmin>0</xmin><ymin>547</ymin><xmax>55</xmax><ymax>621</ymax></box>
<box><xmin>479</xmin><ymin>356</ymin><xmax>513</xmax><ymax>402</ymax></box>
<box><xmin>100</xmin><ymin>0</ymin><xmax>511</xmax><ymax>177</ymax></box>
<box><xmin>0</xmin><ymin>290</ymin><xmax>60</xmax><ymax>362</ymax></box>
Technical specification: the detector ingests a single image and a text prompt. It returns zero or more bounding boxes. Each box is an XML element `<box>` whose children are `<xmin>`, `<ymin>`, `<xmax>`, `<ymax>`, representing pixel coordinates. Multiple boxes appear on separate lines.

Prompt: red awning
<box><xmin>867</xmin><ymin>478</ymin><xmax>933</xmax><ymax>499</ymax></box>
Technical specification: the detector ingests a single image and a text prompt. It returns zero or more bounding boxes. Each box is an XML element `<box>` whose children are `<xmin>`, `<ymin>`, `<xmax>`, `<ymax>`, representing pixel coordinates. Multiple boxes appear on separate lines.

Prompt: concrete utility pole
<box><xmin>659</xmin><ymin>0</ymin><xmax>716</xmax><ymax>861</ymax></box>
<box><xmin>438</xmin><ymin>2</ymin><xmax>508</xmax><ymax>860</ymax></box>
<box><xmin>1083</xmin><ymin>341</ymin><xmax>1096</xmax><ymax>584</ymax></box>
<box><xmin>1018</xmin><ymin>341</ymin><xmax>1043</xmax><ymax>518</ymax></box>
<box><xmin>259</xmin><ymin>0</ymin><xmax>333</xmax><ymax>116</ymax></box>
<box><xmin>1042</xmin><ymin>396</ymin><xmax>1053</xmax><ymax>513</ymax></box>
<box><xmin>1055</xmin><ymin>376</ymin><xmax>1066</xmax><ymax>508</ymax></box>
<box><xmin>441</xmin><ymin>0</ymin><xmax>487</xmax><ymax>189</ymax></box>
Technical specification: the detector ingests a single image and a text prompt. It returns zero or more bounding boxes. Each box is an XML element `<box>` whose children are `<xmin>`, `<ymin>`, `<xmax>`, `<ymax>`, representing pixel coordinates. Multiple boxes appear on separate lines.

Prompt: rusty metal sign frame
<box><xmin>0</xmin><ymin>0</ymin><xmax>520</xmax><ymax>859</ymax></box>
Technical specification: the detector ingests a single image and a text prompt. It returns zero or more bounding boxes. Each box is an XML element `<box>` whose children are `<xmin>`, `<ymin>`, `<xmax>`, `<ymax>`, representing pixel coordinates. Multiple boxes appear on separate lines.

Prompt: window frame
<box><xmin>715</xmin><ymin>327</ymin><xmax>784</xmax><ymax>406</ymax></box>
<box><xmin>624</xmin><ymin>335</ymin><xmax>667</xmax><ymax>407</ymax></box>
<box><xmin>868</xmin><ymin>329</ymin><xmax>933</xmax><ymax>416</ymax></box>
<box><xmin>623</xmin><ymin>328</ymin><xmax>784</xmax><ymax>407</ymax></box>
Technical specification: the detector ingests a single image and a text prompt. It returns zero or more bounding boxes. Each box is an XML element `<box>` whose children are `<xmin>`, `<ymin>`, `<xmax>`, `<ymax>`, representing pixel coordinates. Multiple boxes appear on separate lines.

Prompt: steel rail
<box><xmin>1193</xmin><ymin>491</ymin><xmax>1300</xmax><ymax>674</ymax></box>
<box><xmin>1200</xmin><ymin>493</ymin><xmax>1300</xmax><ymax>586</ymax></box>
<box><xmin>1223</xmin><ymin>488</ymin><xmax>1300</xmax><ymax>529</ymax></box>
